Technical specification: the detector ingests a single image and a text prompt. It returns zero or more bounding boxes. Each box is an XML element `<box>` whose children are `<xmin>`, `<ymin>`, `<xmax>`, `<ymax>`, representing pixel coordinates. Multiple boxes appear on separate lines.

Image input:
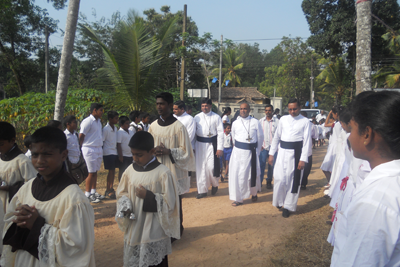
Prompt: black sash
<box><xmin>280</xmin><ymin>141</ymin><xmax>303</xmax><ymax>193</ymax></box>
<box><xmin>235</xmin><ymin>141</ymin><xmax>258</xmax><ymax>187</ymax></box>
<box><xmin>196</xmin><ymin>135</ymin><xmax>220</xmax><ymax>177</ymax></box>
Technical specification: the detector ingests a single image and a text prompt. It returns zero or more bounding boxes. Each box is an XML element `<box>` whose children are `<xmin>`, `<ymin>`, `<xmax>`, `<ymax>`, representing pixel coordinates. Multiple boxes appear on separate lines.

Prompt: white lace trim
<box><xmin>116</xmin><ymin>195</ymin><xmax>133</xmax><ymax>232</ymax></box>
<box><xmin>0</xmin><ymin>245</ymin><xmax>16</xmax><ymax>267</ymax></box>
<box><xmin>123</xmin><ymin>238</ymin><xmax>171</xmax><ymax>267</ymax></box>
<box><xmin>155</xmin><ymin>193</ymin><xmax>180</xmax><ymax>239</ymax></box>
<box><xmin>38</xmin><ymin>223</ymin><xmax>57</xmax><ymax>267</ymax></box>
<box><xmin>176</xmin><ymin>176</ymin><xmax>190</xmax><ymax>195</ymax></box>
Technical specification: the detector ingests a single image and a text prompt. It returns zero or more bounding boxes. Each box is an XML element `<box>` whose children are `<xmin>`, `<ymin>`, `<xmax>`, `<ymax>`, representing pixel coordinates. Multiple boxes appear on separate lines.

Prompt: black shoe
<box><xmin>277</xmin><ymin>206</ymin><xmax>282</xmax><ymax>210</ymax></box>
<box><xmin>252</xmin><ymin>195</ymin><xmax>258</xmax><ymax>202</ymax></box>
<box><xmin>282</xmin><ymin>208</ymin><xmax>290</xmax><ymax>218</ymax></box>
<box><xmin>221</xmin><ymin>176</ymin><xmax>224</xmax><ymax>182</ymax></box>
<box><xmin>211</xmin><ymin>186</ymin><xmax>218</xmax><ymax>195</ymax></box>
<box><xmin>266</xmin><ymin>181</ymin><xmax>272</xmax><ymax>189</ymax></box>
<box><xmin>196</xmin><ymin>193</ymin><xmax>207</xmax><ymax>199</ymax></box>
<box><xmin>301</xmin><ymin>185</ymin><xmax>307</xmax><ymax>190</ymax></box>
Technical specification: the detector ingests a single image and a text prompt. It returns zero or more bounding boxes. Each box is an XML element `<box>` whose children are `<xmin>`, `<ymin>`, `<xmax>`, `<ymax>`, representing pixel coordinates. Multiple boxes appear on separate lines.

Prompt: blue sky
<box><xmin>37</xmin><ymin>0</ymin><xmax>312</xmax><ymax>52</ymax></box>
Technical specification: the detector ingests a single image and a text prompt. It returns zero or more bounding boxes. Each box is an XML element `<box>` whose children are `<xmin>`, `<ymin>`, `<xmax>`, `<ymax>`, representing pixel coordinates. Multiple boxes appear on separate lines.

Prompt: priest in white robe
<box><xmin>194</xmin><ymin>98</ymin><xmax>224</xmax><ymax>199</ymax></box>
<box><xmin>229</xmin><ymin>103</ymin><xmax>263</xmax><ymax>206</ymax></box>
<box><xmin>148</xmin><ymin>93</ymin><xmax>195</xmax><ymax>237</ymax></box>
<box><xmin>269</xmin><ymin>98</ymin><xmax>311</xmax><ymax>218</ymax></box>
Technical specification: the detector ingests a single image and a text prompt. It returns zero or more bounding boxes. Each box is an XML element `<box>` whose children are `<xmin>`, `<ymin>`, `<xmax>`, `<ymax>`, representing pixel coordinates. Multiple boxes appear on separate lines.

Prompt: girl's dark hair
<box><xmin>331</xmin><ymin>105</ymin><xmax>339</xmax><ymax>114</ymax></box>
<box><xmin>352</xmin><ymin>90</ymin><xmax>400</xmax><ymax>158</ymax></box>
<box><xmin>221</xmin><ymin>107</ymin><xmax>231</xmax><ymax>117</ymax></box>
<box><xmin>338</xmin><ymin>106</ymin><xmax>352</xmax><ymax>124</ymax></box>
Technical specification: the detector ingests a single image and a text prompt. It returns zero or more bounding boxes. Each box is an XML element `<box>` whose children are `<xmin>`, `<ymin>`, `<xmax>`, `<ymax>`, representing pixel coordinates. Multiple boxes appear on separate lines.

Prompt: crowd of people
<box><xmin>0</xmin><ymin>90</ymin><xmax>399</xmax><ymax>267</ymax></box>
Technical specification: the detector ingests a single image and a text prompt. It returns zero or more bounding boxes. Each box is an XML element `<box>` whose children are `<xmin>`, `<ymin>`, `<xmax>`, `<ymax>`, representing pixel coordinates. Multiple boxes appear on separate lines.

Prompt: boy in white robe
<box><xmin>116</xmin><ymin>131</ymin><xmax>179</xmax><ymax>267</ymax></box>
<box><xmin>1</xmin><ymin>126</ymin><xmax>95</xmax><ymax>267</ymax></box>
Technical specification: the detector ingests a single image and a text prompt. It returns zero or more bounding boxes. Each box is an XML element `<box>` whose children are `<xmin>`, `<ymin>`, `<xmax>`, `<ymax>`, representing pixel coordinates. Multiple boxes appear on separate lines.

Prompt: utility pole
<box><xmin>45</xmin><ymin>26</ymin><xmax>50</xmax><ymax>93</ymax></box>
<box><xmin>310</xmin><ymin>55</ymin><xmax>314</xmax><ymax>108</ymax></box>
<box><xmin>180</xmin><ymin>4</ymin><xmax>187</xmax><ymax>101</ymax></box>
<box><xmin>218</xmin><ymin>35</ymin><xmax>223</xmax><ymax>111</ymax></box>
<box><xmin>356</xmin><ymin>0</ymin><xmax>372</xmax><ymax>94</ymax></box>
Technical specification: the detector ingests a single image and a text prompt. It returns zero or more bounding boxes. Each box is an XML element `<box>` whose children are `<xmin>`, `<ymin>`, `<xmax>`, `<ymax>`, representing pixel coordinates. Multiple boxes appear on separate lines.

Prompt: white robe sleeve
<box><xmin>269</xmin><ymin>120</ymin><xmax>282</xmax><ymax>156</ymax></box>
<box><xmin>186</xmin><ymin>117</ymin><xmax>196</xmax><ymax>144</ymax></box>
<box><xmin>231</xmin><ymin>120</ymin><xmax>237</xmax><ymax>146</ymax></box>
<box><xmin>169</xmin><ymin>126</ymin><xmax>195</xmax><ymax>172</ymax></box>
<box><xmin>115</xmin><ymin>173</ymin><xmax>133</xmax><ymax>233</ymax></box>
<box><xmin>154</xmin><ymin>171</ymin><xmax>180</xmax><ymax>239</ymax></box>
<box><xmin>216</xmin><ymin>115</ymin><xmax>224</xmax><ymax>151</ymax></box>
<box><xmin>256</xmin><ymin>120</ymin><xmax>264</xmax><ymax>152</ymax></box>
<box><xmin>300</xmin><ymin>120</ymin><xmax>312</xmax><ymax>162</ymax></box>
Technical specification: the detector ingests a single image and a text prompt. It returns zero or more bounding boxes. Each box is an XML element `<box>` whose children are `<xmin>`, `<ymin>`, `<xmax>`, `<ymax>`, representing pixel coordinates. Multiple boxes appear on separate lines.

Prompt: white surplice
<box><xmin>229</xmin><ymin>116</ymin><xmax>264</xmax><ymax>202</ymax></box>
<box><xmin>194</xmin><ymin>111</ymin><xmax>224</xmax><ymax>194</ymax></box>
<box><xmin>116</xmin><ymin>164</ymin><xmax>179</xmax><ymax>267</ymax></box>
<box><xmin>329</xmin><ymin>131</ymin><xmax>350</xmax><ymax>199</ymax></box>
<box><xmin>148</xmin><ymin>119</ymin><xmax>195</xmax><ymax>195</ymax></box>
<box><xmin>321</xmin><ymin>123</ymin><xmax>342</xmax><ymax>172</ymax></box>
<box><xmin>175</xmin><ymin>112</ymin><xmax>196</xmax><ymax>149</ymax></box>
<box><xmin>269</xmin><ymin>114</ymin><xmax>311</xmax><ymax>211</ymax></box>
<box><xmin>330</xmin><ymin>160</ymin><xmax>400</xmax><ymax>266</ymax></box>
<box><xmin>1</xmin><ymin>179</ymin><xmax>96</xmax><ymax>267</ymax></box>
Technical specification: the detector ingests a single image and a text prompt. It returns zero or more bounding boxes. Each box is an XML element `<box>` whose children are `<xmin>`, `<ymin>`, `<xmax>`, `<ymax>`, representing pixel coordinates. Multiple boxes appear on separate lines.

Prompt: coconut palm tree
<box><xmin>212</xmin><ymin>48</ymin><xmax>244</xmax><ymax>87</ymax></box>
<box><xmin>81</xmin><ymin>10</ymin><xmax>177</xmax><ymax>111</ymax></box>
<box><xmin>316</xmin><ymin>57</ymin><xmax>351</xmax><ymax>105</ymax></box>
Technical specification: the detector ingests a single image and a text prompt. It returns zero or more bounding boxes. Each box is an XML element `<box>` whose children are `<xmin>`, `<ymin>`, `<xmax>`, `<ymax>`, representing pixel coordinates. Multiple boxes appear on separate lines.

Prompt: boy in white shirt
<box><xmin>63</xmin><ymin>115</ymin><xmax>80</xmax><ymax>164</ymax></box>
<box><xmin>221</xmin><ymin>124</ymin><xmax>233</xmax><ymax>182</ymax></box>
<box><xmin>128</xmin><ymin>110</ymin><xmax>141</xmax><ymax>134</ymax></box>
<box><xmin>138</xmin><ymin>112</ymin><xmax>150</xmax><ymax>132</ymax></box>
<box><xmin>117</xmin><ymin>116</ymin><xmax>134</xmax><ymax>181</ymax></box>
<box><xmin>79</xmin><ymin>103</ymin><xmax>105</xmax><ymax>203</ymax></box>
<box><xmin>103</xmin><ymin>111</ymin><xmax>119</xmax><ymax>199</ymax></box>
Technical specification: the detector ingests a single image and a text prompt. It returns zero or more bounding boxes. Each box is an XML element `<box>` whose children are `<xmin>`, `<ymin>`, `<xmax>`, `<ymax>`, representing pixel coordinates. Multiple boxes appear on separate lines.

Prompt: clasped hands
<box><xmin>155</xmin><ymin>143</ymin><xmax>170</xmax><ymax>156</ymax></box>
<box><xmin>13</xmin><ymin>204</ymin><xmax>40</xmax><ymax>230</ymax></box>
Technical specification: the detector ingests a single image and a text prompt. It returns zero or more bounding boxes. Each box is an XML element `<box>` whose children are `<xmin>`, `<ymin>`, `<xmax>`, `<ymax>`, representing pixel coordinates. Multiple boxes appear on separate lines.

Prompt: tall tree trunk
<box><xmin>356</xmin><ymin>0</ymin><xmax>372</xmax><ymax>95</ymax></box>
<box><xmin>54</xmin><ymin>0</ymin><xmax>80</xmax><ymax>121</ymax></box>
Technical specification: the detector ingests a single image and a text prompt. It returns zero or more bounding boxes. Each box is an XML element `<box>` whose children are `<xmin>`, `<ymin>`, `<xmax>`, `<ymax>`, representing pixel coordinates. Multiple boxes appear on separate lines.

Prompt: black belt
<box><xmin>196</xmin><ymin>135</ymin><xmax>220</xmax><ymax>177</ymax></box>
<box><xmin>235</xmin><ymin>141</ymin><xmax>258</xmax><ymax>187</ymax></box>
<box><xmin>280</xmin><ymin>141</ymin><xmax>303</xmax><ymax>193</ymax></box>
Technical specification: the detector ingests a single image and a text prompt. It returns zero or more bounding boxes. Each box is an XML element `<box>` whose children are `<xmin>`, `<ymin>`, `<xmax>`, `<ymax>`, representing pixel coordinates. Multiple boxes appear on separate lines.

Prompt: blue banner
<box><xmin>212</xmin><ymin>77</ymin><xmax>218</xmax><ymax>83</ymax></box>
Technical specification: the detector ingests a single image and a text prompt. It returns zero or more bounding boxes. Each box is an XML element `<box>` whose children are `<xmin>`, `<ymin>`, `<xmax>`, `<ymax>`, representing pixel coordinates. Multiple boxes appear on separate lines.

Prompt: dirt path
<box><xmin>92</xmin><ymin>146</ymin><xmax>329</xmax><ymax>267</ymax></box>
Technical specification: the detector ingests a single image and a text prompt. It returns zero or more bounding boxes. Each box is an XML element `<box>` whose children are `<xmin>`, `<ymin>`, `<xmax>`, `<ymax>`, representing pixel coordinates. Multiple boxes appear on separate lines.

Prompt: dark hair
<box><xmin>300</xmin><ymin>111</ymin><xmax>307</xmax><ymax>117</ymax></box>
<box><xmin>201</xmin><ymin>98</ymin><xmax>212</xmax><ymax>105</ymax></box>
<box><xmin>31</xmin><ymin>126</ymin><xmax>67</xmax><ymax>152</ymax></box>
<box><xmin>119</xmin><ymin>116</ymin><xmax>130</xmax><ymax>126</ymax></box>
<box><xmin>352</xmin><ymin>90</ymin><xmax>400</xmax><ymax>158</ymax></box>
<box><xmin>221</xmin><ymin>107</ymin><xmax>232</xmax><ymax>117</ymax></box>
<box><xmin>90</xmin><ymin>103</ymin><xmax>103</xmax><ymax>113</ymax></box>
<box><xmin>47</xmin><ymin>120</ymin><xmax>62</xmax><ymax>129</ymax></box>
<box><xmin>331</xmin><ymin>105</ymin><xmax>339</xmax><ymax>114</ymax></box>
<box><xmin>338</xmin><ymin>106</ymin><xmax>352</xmax><ymax>124</ymax></box>
<box><xmin>63</xmin><ymin>115</ymin><xmax>76</xmax><ymax>128</ymax></box>
<box><xmin>288</xmin><ymin>98</ymin><xmax>300</xmax><ymax>107</ymax></box>
<box><xmin>23</xmin><ymin>135</ymin><xmax>32</xmax><ymax>148</ymax></box>
<box><xmin>223</xmin><ymin>123</ymin><xmax>231</xmax><ymax>129</ymax></box>
<box><xmin>174</xmin><ymin>100</ymin><xmax>186</xmax><ymax>110</ymax></box>
<box><xmin>129</xmin><ymin>111</ymin><xmax>140</xmax><ymax>121</ymax></box>
<box><xmin>129</xmin><ymin>131</ymin><xmax>154</xmax><ymax>152</ymax></box>
<box><xmin>107</xmin><ymin>111</ymin><xmax>119</xmax><ymax>120</ymax></box>
<box><xmin>274</xmin><ymin>108</ymin><xmax>280</xmax><ymax>114</ymax></box>
<box><xmin>0</xmin><ymin>121</ymin><xmax>16</xmax><ymax>141</ymax></box>
<box><xmin>265</xmin><ymin>104</ymin><xmax>274</xmax><ymax>110</ymax></box>
<box><xmin>186</xmin><ymin>105</ymin><xmax>193</xmax><ymax>110</ymax></box>
<box><xmin>156</xmin><ymin>92</ymin><xmax>174</xmax><ymax>104</ymax></box>
<box><xmin>139</xmin><ymin>112</ymin><xmax>149</xmax><ymax>120</ymax></box>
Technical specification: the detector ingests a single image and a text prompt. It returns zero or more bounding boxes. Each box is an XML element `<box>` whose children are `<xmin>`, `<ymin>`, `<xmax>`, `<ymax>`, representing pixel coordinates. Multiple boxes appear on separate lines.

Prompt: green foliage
<box><xmin>0</xmin><ymin>89</ymin><xmax>130</xmax><ymax>141</ymax></box>
<box><xmin>211</xmin><ymin>48</ymin><xmax>244</xmax><ymax>87</ymax></box>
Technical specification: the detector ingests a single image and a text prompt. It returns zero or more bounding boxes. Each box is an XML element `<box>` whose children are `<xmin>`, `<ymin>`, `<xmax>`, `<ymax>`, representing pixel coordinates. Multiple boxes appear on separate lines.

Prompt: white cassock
<box><xmin>320</xmin><ymin>123</ymin><xmax>342</xmax><ymax>172</ymax></box>
<box><xmin>269</xmin><ymin>114</ymin><xmax>311</xmax><ymax>211</ymax></box>
<box><xmin>1</xmin><ymin>179</ymin><xmax>95</xmax><ymax>267</ymax></box>
<box><xmin>175</xmin><ymin>112</ymin><xmax>196</xmax><ymax>149</ymax></box>
<box><xmin>116</xmin><ymin>163</ymin><xmax>179</xmax><ymax>267</ymax></box>
<box><xmin>194</xmin><ymin>111</ymin><xmax>224</xmax><ymax>194</ymax></box>
<box><xmin>148</xmin><ymin>118</ymin><xmax>195</xmax><ymax>195</ymax></box>
<box><xmin>229</xmin><ymin>116</ymin><xmax>263</xmax><ymax>202</ymax></box>
<box><xmin>330</xmin><ymin>160</ymin><xmax>400</xmax><ymax>266</ymax></box>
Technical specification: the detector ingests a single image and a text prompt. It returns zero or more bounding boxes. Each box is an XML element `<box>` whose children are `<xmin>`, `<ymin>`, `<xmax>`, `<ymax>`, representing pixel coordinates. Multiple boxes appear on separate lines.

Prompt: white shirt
<box><xmin>308</xmin><ymin>123</ymin><xmax>319</xmax><ymax>157</ymax></box>
<box><xmin>331</xmin><ymin>160</ymin><xmax>400</xmax><ymax>266</ymax></box>
<box><xmin>64</xmin><ymin>129</ymin><xmax>81</xmax><ymax>163</ymax></box>
<box><xmin>223</xmin><ymin>133</ymin><xmax>232</xmax><ymax>148</ymax></box>
<box><xmin>25</xmin><ymin>149</ymin><xmax>31</xmax><ymax>159</ymax></box>
<box><xmin>117</xmin><ymin>128</ymin><xmax>134</xmax><ymax>157</ymax></box>
<box><xmin>128</xmin><ymin>122</ymin><xmax>138</xmax><ymax>135</ymax></box>
<box><xmin>222</xmin><ymin>115</ymin><xmax>230</xmax><ymax>124</ymax></box>
<box><xmin>259</xmin><ymin>116</ymin><xmax>279</xmax><ymax>150</ymax></box>
<box><xmin>102</xmin><ymin>123</ymin><xmax>117</xmax><ymax>156</ymax></box>
<box><xmin>194</xmin><ymin>111</ymin><xmax>224</xmax><ymax>151</ymax></box>
<box><xmin>138</xmin><ymin>122</ymin><xmax>149</xmax><ymax>132</ymax></box>
<box><xmin>175</xmin><ymin>112</ymin><xmax>196</xmax><ymax>145</ymax></box>
<box><xmin>269</xmin><ymin>114</ymin><xmax>311</xmax><ymax>162</ymax></box>
<box><xmin>80</xmin><ymin>114</ymin><xmax>102</xmax><ymax>147</ymax></box>
<box><xmin>316</xmin><ymin>113</ymin><xmax>327</xmax><ymax>122</ymax></box>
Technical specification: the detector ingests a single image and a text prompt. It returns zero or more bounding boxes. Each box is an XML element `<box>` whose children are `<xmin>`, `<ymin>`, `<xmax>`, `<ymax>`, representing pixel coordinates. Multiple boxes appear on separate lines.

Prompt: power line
<box><xmin>231</xmin><ymin>37</ymin><xmax>310</xmax><ymax>42</ymax></box>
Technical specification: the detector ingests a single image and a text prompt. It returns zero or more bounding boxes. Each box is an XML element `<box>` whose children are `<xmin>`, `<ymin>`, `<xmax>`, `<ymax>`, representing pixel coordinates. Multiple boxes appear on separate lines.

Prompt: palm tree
<box><xmin>212</xmin><ymin>48</ymin><xmax>244</xmax><ymax>87</ymax></box>
<box><xmin>316</xmin><ymin>57</ymin><xmax>351</xmax><ymax>105</ymax></box>
<box><xmin>81</xmin><ymin>10</ymin><xmax>177</xmax><ymax>111</ymax></box>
